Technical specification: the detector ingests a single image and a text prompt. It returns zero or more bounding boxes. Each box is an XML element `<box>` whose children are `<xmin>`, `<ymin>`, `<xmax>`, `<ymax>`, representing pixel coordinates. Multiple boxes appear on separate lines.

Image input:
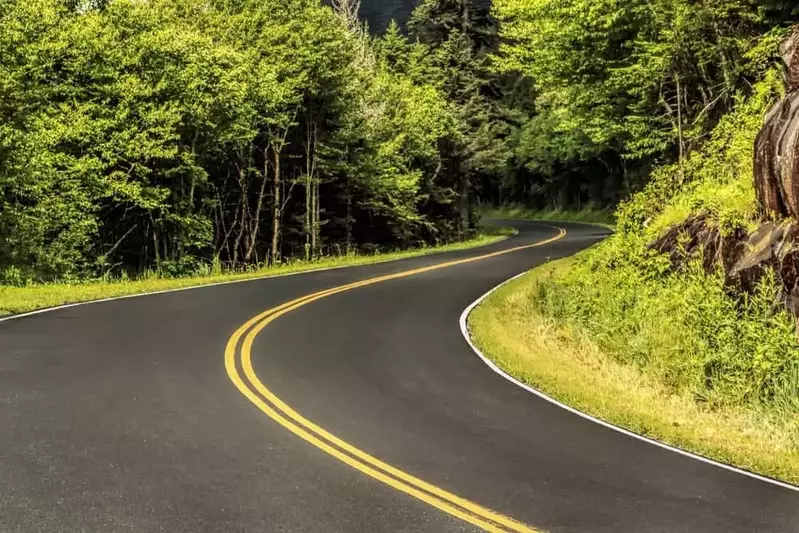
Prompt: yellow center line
<box><xmin>225</xmin><ymin>226</ymin><xmax>567</xmax><ymax>532</ymax></box>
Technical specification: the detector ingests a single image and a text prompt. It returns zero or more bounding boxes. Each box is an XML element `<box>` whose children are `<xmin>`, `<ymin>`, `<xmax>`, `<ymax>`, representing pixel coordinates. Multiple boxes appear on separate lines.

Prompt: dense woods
<box><xmin>495</xmin><ymin>0</ymin><xmax>799</xmax><ymax>203</ymax></box>
<box><xmin>0</xmin><ymin>0</ymin><xmax>499</xmax><ymax>282</ymax></box>
<box><xmin>1</xmin><ymin>0</ymin><xmax>798</xmax><ymax>285</ymax></box>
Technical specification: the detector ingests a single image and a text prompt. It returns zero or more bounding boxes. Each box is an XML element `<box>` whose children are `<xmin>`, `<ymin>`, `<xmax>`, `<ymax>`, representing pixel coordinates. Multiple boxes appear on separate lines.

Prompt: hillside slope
<box><xmin>471</xmin><ymin>69</ymin><xmax>799</xmax><ymax>483</ymax></box>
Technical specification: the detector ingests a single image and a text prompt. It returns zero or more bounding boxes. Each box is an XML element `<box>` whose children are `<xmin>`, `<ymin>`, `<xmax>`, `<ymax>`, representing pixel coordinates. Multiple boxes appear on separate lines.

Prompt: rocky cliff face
<box><xmin>755</xmin><ymin>26</ymin><xmax>799</xmax><ymax>219</ymax></box>
<box><xmin>652</xmin><ymin>26</ymin><xmax>799</xmax><ymax>322</ymax></box>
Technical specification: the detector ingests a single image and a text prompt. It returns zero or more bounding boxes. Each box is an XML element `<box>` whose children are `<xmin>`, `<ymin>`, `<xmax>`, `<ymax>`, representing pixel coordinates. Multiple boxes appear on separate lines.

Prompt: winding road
<box><xmin>2</xmin><ymin>221</ymin><xmax>798</xmax><ymax>532</ymax></box>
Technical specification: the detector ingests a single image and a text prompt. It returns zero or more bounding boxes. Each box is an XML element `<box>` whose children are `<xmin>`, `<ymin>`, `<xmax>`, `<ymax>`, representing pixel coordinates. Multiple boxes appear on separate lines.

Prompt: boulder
<box><xmin>729</xmin><ymin>222</ymin><xmax>799</xmax><ymax>315</ymax></box>
<box><xmin>729</xmin><ymin>222</ymin><xmax>789</xmax><ymax>293</ymax></box>
<box><xmin>754</xmin><ymin>26</ymin><xmax>799</xmax><ymax>219</ymax></box>
<box><xmin>782</xmin><ymin>25</ymin><xmax>799</xmax><ymax>91</ymax></box>
<box><xmin>649</xmin><ymin>214</ymin><xmax>746</xmax><ymax>275</ymax></box>
<box><xmin>648</xmin><ymin>217</ymin><xmax>799</xmax><ymax>317</ymax></box>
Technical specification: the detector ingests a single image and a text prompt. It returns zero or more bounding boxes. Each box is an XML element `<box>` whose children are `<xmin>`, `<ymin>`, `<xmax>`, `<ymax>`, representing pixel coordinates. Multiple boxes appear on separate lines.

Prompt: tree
<box><xmin>408</xmin><ymin>0</ymin><xmax>509</xmax><ymax>232</ymax></box>
<box><xmin>492</xmin><ymin>0</ymin><xmax>795</xmax><ymax>206</ymax></box>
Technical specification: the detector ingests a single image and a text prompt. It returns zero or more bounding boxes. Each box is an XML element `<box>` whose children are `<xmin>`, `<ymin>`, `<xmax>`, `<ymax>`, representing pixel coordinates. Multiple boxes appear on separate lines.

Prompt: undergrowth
<box><xmin>0</xmin><ymin>226</ymin><xmax>514</xmax><ymax>316</ymax></box>
<box><xmin>530</xmin><ymin>71</ymin><xmax>799</xmax><ymax>425</ymax></box>
<box><xmin>481</xmin><ymin>204</ymin><xmax>616</xmax><ymax>228</ymax></box>
<box><xmin>471</xmin><ymin>257</ymin><xmax>799</xmax><ymax>483</ymax></box>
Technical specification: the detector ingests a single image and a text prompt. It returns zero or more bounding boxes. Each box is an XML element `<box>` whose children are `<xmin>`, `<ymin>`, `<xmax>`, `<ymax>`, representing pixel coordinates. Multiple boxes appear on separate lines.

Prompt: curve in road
<box><xmin>2</xmin><ymin>221</ymin><xmax>799</xmax><ymax>532</ymax></box>
<box><xmin>225</xmin><ymin>227</ymin><xmax>566</xmax><ymax>533</ymax></box>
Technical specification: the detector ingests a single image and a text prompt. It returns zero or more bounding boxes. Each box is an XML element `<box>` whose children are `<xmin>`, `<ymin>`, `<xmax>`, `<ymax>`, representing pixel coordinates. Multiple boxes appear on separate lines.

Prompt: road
<box><xmin>1</xmin><ymin>221</ymin><xmax>798</xmax><ymax>532</ymax></box>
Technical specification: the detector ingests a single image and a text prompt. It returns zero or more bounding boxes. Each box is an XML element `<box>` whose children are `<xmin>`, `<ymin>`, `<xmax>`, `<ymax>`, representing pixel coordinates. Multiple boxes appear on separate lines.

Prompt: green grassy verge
<box><xmin>0</xmin><ymin>226</ymin><xmax>515</xmax><ymax>317</ymax></box>
<box><xmin>481</xmin><ymin>204</ymin><xmax>615</xmax><ymax>228</ymax></box>
<box><xmin>469</xmin><ymin>255</ymin><xmax>799</xmax><ymax>485</ymax></box>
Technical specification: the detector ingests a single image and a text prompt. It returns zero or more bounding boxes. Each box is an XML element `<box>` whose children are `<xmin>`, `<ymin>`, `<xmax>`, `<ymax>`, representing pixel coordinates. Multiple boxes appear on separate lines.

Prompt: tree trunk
<box><xmin>270</xmin><ymin>145</ymin><xmax>282</xmax><ymax>265</ymax></box>
<box><xmin>675</xmin><ymin>74</ymin><xmax>685</xmax><ymax>185</ymax></box>
<box><xmin>312</xmin><ymin>178</ymin><xmax>319</xmax><ymax>257</ymax></box>
<box><xmin>345</xmin><ymin>184</ymin><xmax>353</xmax><ymax>254</ymax></box>
<box><xmin>303</xmin><ymin>121</ymin><xmax>316</xmax><ymax>261</ymax></box>
<box><xmin>152</xmin><ymin>217</ymin><xmax>160</xmax><ymax>266</ymax></box>
<box><xmin>244</xmin><ymin>151</ymin><xmax>269</xmax><ymax>263</ymax></box>
<box><xmin>305</xmin><ymin>172</ymin><xmax>311</xmax><ymax>261</ymax></box>
<box><xmin>232</xmin><ymin>167</ymin><xmax>248</xmax><ymax>265</ymax></box>
<box><xmin>459</xmin><ymin>182</ymin><xmax>469</xmax><ymax>237</ymax></box>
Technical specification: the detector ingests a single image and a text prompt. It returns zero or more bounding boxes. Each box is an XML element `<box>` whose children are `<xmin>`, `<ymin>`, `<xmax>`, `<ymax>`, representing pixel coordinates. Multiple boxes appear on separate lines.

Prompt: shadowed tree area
<box><xmin>359</xmin><ymin>0</ymin><xmax>417</xmax><ymax>31</ymax></box>
<box><xmin>358</xmin><ymin>0</ymin><xmax>490</xmax><ymax>33</ymax></box>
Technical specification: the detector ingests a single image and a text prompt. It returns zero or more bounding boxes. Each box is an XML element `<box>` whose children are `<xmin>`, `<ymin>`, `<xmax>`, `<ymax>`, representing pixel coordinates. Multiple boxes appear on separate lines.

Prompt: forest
<box><xmin>1</xmin><ymin>0</ymin><xmax>798</xmax><ymax>285</ymax></box>
<box><xmin>1</xmin><ymin>0</ymin><xmax>503</xmax><ymax>283</ymax></box>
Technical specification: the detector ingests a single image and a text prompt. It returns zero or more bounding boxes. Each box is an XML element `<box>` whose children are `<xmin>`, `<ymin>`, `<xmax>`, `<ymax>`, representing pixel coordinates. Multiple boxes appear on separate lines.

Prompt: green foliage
<box><xmin>530</xmin><ymin>74</ymin><xmax>799</xmax><ymax>415</ymax></box>
<box><xmin>0</xmin><ymin>0</ymin><xmax>479</xmax><ymax>283</ymax></box>
<box><xmin>3</xmin><ymin>0</ymin><xmax>795</xmax><ymax>284</ymax></box>
<box><xmin>617</xmin><ymin>70</ymin><xmax>785</xmax><ymax>237</ymax></box>
<box><xmin>493</xmin><ymin>0</ymin><xmax>796</xmax><ymax>206</ymax></box>
<box><xmin>535</xmin><ymin>245</ymin><xmax>799</xmax><ymax>412</ymax></box>
<box><xmin>472</xmin><ymin>255</ymin><xmax>799</xmax><ymax>484</ymax></box>
<box><xmin>404</xmin><ymin>0</ymin><xmax>515</xmax><ymax>235</ymax></box>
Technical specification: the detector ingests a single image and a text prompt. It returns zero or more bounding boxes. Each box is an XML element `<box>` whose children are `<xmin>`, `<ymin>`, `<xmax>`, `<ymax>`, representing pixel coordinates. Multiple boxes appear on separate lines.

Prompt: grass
<box><xmin>481</xmin><ymin>204</ymin><xmax>616</xmax><ymax>228</ymax></box>
<box><xmin>467</xmin><ymin>62</ymin><xmax>799</xmax><ymax>487</ymax></box>
<box><xmin>468</xmin><ymin>255</ymin><xmax>799</xmax><ymax>485</ymax></box>
<box><xmin>0</xmin><ymin>226</ymin><xmax>515</xmax><ymax>317</ymax></box>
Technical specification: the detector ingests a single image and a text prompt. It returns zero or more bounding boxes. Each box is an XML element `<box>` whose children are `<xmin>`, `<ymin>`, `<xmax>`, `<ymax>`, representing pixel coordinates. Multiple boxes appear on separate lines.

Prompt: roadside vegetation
<box><xmin>470</xmin><ymin>0</ymin><xmax>799</xmax><ymax>483</ymax></box>
<box><xmin>481</xmin><ymin>205</ymin><xmax>615</xmax><ymax>228</ymax></box>
<box><xmin>0</xmin><ymin>227</ymin><xmax>516</xmax><ymax>317</ymax></box>
<box><xmin>470</xmin><ymin>257</ymin><xmax>799</xmax><ymax>484</ymax></box>
<box><xmin>5</xmin><ymin>0</ymin><xmax>799</xmax><ymax>484</ymax></box>
<box><xmin>0</xmin><ymin>226</ymin><xmax>513</xmax><ymax>317</ymax></box>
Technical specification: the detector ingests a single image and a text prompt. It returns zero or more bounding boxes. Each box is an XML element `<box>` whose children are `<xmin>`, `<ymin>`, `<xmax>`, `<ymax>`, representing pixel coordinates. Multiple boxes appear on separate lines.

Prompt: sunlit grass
<box><xmin>0</xmin><ymin>226</ymin><xmax>515</xmax><ymax>317</ymax></box>
<box><xmin>469</xmin><ymin>256</ymin><xmax>799</xmax><ymax>485</ymax></box>
<box><xmin>481</xmin><ymin>204</ymin><xmax>615</xmax><ymax>228</ymax></box>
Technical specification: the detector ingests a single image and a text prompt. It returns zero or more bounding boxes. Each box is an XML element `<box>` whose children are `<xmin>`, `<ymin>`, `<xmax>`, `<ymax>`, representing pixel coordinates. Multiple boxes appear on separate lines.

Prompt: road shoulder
<box><xmin>466</xmin><ymin>254</ymin><xmax>799</xmax><ymax>487</ymax></box>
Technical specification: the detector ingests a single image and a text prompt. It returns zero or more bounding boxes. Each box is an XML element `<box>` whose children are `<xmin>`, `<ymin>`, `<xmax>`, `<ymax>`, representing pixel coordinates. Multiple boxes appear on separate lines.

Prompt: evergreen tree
<box><xmin>409</xmin><ymin>0</ymin><xmax>509</xmax><ymax>233</ymax></box>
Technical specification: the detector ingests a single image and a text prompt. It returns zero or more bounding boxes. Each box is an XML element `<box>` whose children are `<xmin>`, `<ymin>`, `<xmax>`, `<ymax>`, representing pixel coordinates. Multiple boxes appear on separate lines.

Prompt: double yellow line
<box><xmin>225</xmin><ymin>227</ymin><xmax>566</xmax><ymax>532</ymax></box>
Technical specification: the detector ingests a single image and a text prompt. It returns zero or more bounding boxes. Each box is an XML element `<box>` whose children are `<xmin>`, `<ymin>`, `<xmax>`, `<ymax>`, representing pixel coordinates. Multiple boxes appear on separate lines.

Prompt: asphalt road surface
<box><xmin>2</xmin><ymin>221</ymin><xmax>798</xmax><ymax>532</ymax></box>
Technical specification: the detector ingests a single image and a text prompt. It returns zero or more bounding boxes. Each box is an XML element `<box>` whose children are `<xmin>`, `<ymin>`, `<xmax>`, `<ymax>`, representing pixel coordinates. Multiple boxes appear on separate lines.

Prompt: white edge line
<box><xmin>458</xmin><ymin>268</ymin><xmax>799</xmax><ymax>494</ymax></box>
<box><xmin>0</xmin><ymin>229</ymin><xmax>519</xmax><ymax>325</ymax></box>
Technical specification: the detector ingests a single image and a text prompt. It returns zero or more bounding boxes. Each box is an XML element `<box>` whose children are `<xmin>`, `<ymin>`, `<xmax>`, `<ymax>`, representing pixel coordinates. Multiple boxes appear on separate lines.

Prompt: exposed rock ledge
<box><xmin>649</xmin><ymin>26</ymin><xmax>799</xmax><ymax>319</ymax></box>
<box><xmin>650</xmin><ymin>215</ymin><xmax>799</xmax><ymax>316</ymax></box>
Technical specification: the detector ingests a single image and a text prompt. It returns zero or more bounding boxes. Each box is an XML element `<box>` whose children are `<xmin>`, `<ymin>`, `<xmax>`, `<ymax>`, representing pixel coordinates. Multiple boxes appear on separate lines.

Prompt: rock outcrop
<box><xmin>650</xmin><ymin>215</ymin><xmax>745</xmax><ymax>274</ymax></box>
<box><xmin>725</xmin><ymin>222</ymin><xmax>799</xmax><ymax>317</ymax></box>
<box><xmin>649</xmin><ymin>216</ymin><xmax>799</xmax><ymax>316</ymax></box>
<box><xmin>650</xmin><ymin>26</ymin><xmax>799</xmax><ymax>320</ymax></box>
<box><xmin>754</xmin><ymin>26</ymin><xmax>799</xmax><ymax>219</ymax></box>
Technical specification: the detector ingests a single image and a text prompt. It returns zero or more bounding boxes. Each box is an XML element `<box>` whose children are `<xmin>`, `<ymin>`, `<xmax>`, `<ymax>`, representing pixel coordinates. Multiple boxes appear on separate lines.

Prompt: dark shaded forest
<box><xmin>359</xmin><ymin>0</ymin><xmax>417</xmax><ymax>32</ymax></box>
<box><xmin>359</xmin><ymin>0</ymin><xmax>490</xmax><ymax>32</ymax></box>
